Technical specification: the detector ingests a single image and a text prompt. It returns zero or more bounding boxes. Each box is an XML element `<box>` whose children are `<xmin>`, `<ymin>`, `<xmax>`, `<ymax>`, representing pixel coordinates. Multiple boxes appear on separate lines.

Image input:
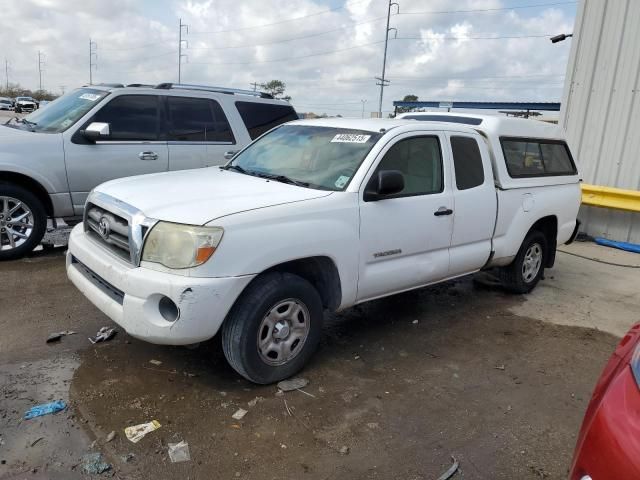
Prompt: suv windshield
<box><xmin>17</xmin><ymin>88</ymin><xmax>109</xmax><ymax>133</ymax></box>
<box><xmin>228</xmin><ymin>125</ymin><xmax>382</xmax><ymax>191</ymax></box>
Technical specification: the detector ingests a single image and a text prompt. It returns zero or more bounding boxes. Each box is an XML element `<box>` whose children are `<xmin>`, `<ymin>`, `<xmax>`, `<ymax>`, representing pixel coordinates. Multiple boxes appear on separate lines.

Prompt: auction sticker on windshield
<box><xmin>331</xmin><ymin>133</ymin><xmax>371</xmax><ymax>143</ymax></box>
<box><xmin>79</xmin><ymin>93</ymin><xmax>101</xmax><ymax>101</ymax></box>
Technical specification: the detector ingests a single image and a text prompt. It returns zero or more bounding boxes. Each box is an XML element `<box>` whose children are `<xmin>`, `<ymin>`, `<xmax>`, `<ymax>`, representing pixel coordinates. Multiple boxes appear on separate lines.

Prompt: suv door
<box><xmin>166</xmin><ymin>96</ymin><xmax>237</xmax><ymax>169</ymax></box>
<box><xmin>64</xmin><ymin>94</ymin><xmax>168</xmax><ymax>213</ymax></box>
<box><xmin>357</xmin><ymin>133</ymin><xmax>453</xmax><ymax>302</ymax></box>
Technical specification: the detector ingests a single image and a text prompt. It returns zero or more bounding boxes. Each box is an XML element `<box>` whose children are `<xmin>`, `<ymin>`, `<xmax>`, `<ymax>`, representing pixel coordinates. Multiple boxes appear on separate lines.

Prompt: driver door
<box><xmin>63</xmin><ymin>94</ymin><xmax>168</xmax><ymax>213</ymax></box>
<box><xmin>357</xmin><ymin>133</ymin><xmax>453</xmax><ymax>301</ymax></box>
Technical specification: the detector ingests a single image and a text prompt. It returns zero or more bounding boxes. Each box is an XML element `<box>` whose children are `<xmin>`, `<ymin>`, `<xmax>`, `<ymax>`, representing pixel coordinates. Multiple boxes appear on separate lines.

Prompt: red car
<box><xmin>570</xmin><ymin>322</ymin><xmax>640</xmax><ymax>479</ymax></box>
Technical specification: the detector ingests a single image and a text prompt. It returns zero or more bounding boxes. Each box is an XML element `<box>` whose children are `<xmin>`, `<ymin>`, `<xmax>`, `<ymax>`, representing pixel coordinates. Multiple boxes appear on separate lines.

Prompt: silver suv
<box><xmin>0</xmin><ymin>83</ymin><xmax>298</xmax><ymax>259</ymax></box>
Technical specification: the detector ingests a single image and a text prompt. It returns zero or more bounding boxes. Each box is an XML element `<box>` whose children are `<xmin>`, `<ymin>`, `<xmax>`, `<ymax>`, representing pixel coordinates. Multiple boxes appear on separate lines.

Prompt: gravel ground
<box><xmin>0</xmin><ymin>239</ymin><xmax>638</xmax><ymax>479</ymax></box>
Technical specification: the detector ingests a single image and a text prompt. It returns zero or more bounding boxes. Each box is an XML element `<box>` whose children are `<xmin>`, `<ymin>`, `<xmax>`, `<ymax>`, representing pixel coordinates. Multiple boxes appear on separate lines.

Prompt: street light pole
<box><xmin>361</xmin><ymin>99</ymin><xmax>367</xmax><ymax>118</ymax></box>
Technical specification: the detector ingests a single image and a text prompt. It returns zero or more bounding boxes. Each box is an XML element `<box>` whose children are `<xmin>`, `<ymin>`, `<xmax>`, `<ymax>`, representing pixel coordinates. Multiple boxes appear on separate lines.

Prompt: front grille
<box><xmin>85</xmin><ymin>203</ymin><xmax>132</xmax><ymax>262</ymax></box>
<box><xmin>71</xmin><ymin>256</ymin><xmax>124</xmax><ymax>305</ymax></box>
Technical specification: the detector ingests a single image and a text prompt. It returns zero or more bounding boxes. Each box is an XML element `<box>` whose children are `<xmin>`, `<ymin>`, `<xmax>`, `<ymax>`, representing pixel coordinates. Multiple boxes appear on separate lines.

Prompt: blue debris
<box><xmin>82</xmin><ymin>452</ymin><xmax>112</xmax><ymax>475</ymax></box>
<box><xmin>595</xmin><ymin>237</ymin><xmax>640</xmax><ymax>254</ymax></box>
<box><xmin>24</xmin><ymin>400</ymin><xmax>66</xmax><ymax>420</ymax></box>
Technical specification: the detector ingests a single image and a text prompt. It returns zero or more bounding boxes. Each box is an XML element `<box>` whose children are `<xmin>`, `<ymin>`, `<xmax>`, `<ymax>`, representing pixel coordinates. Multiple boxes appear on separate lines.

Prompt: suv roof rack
<box><xmin>127</xmin><ymin>83</ymin><xmax>154</xmax><ymax>88</ymax></box>
<box><xmin>154</xmin><ymin>83</ymin><xmax>274</xmax><ymax>99</ymax></box>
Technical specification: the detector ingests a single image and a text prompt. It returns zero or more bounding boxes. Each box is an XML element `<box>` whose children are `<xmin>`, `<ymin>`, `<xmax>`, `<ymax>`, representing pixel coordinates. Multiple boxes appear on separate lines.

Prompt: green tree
<box><xmin>259</xmin><ymin>80</ymin><xmax>291</xmax><ymax>101</ymax></box>
<box><xmin>395</xmin><ymin>94</ymin><xmax>419</xmax><ymax>115</ymax></box>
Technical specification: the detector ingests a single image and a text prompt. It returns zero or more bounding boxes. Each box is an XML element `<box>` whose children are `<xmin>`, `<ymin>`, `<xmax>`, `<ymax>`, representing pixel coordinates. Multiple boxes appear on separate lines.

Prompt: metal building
<box><xmin>560</xmin><ymin>0</ymin><xmax>640</xmax><ymax>243</ymax></box>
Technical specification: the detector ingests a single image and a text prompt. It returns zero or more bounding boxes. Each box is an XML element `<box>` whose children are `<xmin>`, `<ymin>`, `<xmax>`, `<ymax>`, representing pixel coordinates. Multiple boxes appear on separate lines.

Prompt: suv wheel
<box><xmin>0</xmin><ymin>183</ymin><xmax>47</xmax><ymax>261</ymax></box>
<box><xmin>499</xmin><ymin>230</ymin><xmax>548</xmax><ymax>294</ymax></box>
<box><xmin>222</xmin><ymin>272</ymin><xmax>324</xmax><ymax>384</ymax></box>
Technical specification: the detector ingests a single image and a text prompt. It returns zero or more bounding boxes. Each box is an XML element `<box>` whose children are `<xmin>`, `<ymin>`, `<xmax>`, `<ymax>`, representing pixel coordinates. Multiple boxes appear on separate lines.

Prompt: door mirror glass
<box><xmin>82</xmin><ymin>122</ymin><xmax>111</xmax><ymax>141</ymax></box>
<box><xmin>364</xmin><ymin>170</ymin><xmax>405</xmax><ymax>201</ymax></box>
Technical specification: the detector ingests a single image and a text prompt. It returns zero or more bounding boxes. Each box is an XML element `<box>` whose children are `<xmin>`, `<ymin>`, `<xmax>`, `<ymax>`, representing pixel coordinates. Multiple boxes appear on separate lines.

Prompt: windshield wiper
<box><xmin>250</xmin><ymin>171</ymin><xmax>310</xmax><ymax>188</ymax></box>
<box><xmin>221</xmin><ymin>164</ymin><xmax>247</xmax><ymax>174</ymax></box>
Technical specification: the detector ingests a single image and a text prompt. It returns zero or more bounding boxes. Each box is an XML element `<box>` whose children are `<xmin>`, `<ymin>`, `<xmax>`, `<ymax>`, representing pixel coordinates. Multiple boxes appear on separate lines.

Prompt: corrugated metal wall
<box><xmin>560</xmin><ymin>0</ymin><xmax>640</xmax><ymax>243</ymax></box>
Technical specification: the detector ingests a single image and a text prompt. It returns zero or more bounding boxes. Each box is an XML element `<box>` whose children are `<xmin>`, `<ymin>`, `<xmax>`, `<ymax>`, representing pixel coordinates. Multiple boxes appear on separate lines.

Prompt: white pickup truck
<box><xmin>67</xmin><ymin>114</ymin><xmax>581</xmax><ymax>384</ymax></box>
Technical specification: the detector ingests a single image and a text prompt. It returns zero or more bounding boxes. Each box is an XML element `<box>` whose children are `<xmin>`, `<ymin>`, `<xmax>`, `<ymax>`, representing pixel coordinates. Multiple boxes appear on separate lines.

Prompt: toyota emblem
<box><xmin>98</xmin><ymin>217</ymin><xmax>111</xmax><ymax>240</ymax></box>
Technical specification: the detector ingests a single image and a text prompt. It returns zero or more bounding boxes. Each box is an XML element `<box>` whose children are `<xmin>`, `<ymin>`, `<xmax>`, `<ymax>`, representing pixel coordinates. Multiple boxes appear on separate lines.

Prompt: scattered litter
<box><xmin>277</xmin><ymin>377</ymin><xmax>309</xmax><ymax>392</ymax></box>
<box><xmin>230</xmin><ymin>424</ymin><xmax>241</xmax><ymax>429</ymax></box>
<box><xmin>232</xmin><ymin>408</ymin><xmax>248</xmax><ymax>420</ymax></box>
<box><xmin>436</xmin><ymin>456</ymin><xmax>459</xmax><ymax>480</ymax></box>
<box><xmin>366</xmin><ymin>422</ymin><xmax>380</xmax><ymax>429</ymax></box>
<box><xmin>30</xmin><ymin>437</ymin><xmax>44</xmax><ymax>447</ymax></box>
<box><xmin>168</xmin><ymin>440</ymin><xmax>191</xmax><ymax>463</ymax></box>
<box><xmin>89</xmin><ymin>326</ymin><xmax>117</xmax><ymax>344</ymax></box>
<box><xmin>412</xmin><ymin>319</ymin><xmax>419</xmax><ymax>324</ymax></box>
<box><xmin>46</xmin><ymin>330</ymin><xmax>77</xmax><ymax>343</ymax></box>
<box><xmin>121</xmin><ymin>453</ymin><xmax>135</xmax><ymax>463</ymax></box>
<box><xmin>82</xmin><ymin>453</ymin><xmax>111</xmax><ymax>475</ymax></box>
<box><xmin>339</xmin><ymin>446</ymin><xmax>350</xmax><ymax>455</ymax></box>
<box><xmin>354</xmin><ymin>354</ymin><xmax>361</xmax><ymax>360</ymax></box>
<box><xmin>495</xmin><ymin>365</ymin><xmax>506</xmax><ymax>371</ymax></box>
<box><xmin>284</xmin><ymin>399</ymin><xmax>292</xmax><ymax>417</ymax></box>
<box><xmin>105</xmin><ymin>431</ymin><xmax>116</xmax><ymax>443</ymax></box>
<box><xmin>280</xmin><ymin>444</ymin><xmax>287</xmax><ymax>449</ymax></box>
<box><xmin>296</xmin><ymin>388</ymin><xmax>316</xmax><ymax>398</ymax></box>
<box><xmin>124</xmin><ymin>420</ymin><xmax>161</xmax><ymax>443</ymax></box>
<box><xmin>24</xmin><ymin>400</ymin><xmax>66</xmax><ymax>420</ymax></box>
<box><xmin>247</xmin><ymin>397</ymin><xmax>263</xmax><ymax>407</ymax></box>
<box><xmin>149</xmin><ymin>359</ymin><xmax>162</xmax><ymax>366</ymax></box>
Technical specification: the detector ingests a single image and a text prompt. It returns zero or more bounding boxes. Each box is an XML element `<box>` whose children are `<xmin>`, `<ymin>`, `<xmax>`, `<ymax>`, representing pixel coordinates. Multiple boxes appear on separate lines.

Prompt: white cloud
<box><xmin>0</xmin><ymin>0</ymin><xmax>576</xmax><ymax>116</ymax></box>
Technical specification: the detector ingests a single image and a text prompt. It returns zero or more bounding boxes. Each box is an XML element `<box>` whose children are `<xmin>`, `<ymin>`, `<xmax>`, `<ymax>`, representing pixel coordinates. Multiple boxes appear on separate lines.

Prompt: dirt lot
<box><xmin>1</xmin><ymin>240</ymin><xmax>639</xmax><ymax>479</ymax></box>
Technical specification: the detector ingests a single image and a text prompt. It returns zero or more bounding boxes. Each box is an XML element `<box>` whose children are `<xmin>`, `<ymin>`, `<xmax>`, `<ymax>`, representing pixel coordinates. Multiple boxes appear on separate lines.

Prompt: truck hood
<box><xmin>95</xmin><ymin>167</ymin><xmax>333</xmax><ymax>225</ymax></box>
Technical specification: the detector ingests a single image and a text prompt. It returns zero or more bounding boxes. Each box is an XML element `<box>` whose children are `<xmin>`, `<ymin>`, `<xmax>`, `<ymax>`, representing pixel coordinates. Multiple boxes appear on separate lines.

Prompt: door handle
<box><xmin>138</xmin><ymin>151</ymin><xmax>158</xmax><ymax>161</ymax></box>
<box><xmin>434</xmin><ymin>207</ymin><xmax>453</xmax><ymax>216</ymax></box>
<box><xmin>224</xmin><ymin>150</ymin><xmax>238</xmax><ymax>160</ymax></box>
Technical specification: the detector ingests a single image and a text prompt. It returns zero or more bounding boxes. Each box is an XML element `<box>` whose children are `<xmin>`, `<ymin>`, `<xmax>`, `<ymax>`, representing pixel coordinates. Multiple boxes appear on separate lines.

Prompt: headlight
<box><xmin>141</xmin><ymin>222</ymin><xmax>223</xmax><ymax>269</ymax></box>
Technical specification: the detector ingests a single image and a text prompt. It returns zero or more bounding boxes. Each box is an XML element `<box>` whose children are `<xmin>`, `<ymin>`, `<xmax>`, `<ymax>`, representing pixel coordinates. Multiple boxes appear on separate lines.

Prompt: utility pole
<box><xmin>250</xmin><ymin>82</ymin><xmax>259</xmax><ymax>91</ymax></box>
<box><xmin>4</xmin><ymin>59</ymin><xmax>8</xmax><ymax>90</ymax></box>
<box><xmin>37</xmin><ymin>51</ymin><xmax>44</xmax><ymax>91</ymax></box>
<box><xmin>376</xmin><ymin>0</ymin><xmax>399</xmax><ymax>117</ymax></box>
<box><xmin>60</xmin><ymin>85</ymin><xmax>66</xmax><ymax>95</ymax></box>
<box><xmin>178</xmin><ymin>18</ymin><xmax>189</xmax><ymax>83</ymax></box>
<box><xmin>89</xmin><ymin>38</ymin><xmax>97</xmax><ymax>85</ymax></box>
<box><xmin>361</xmin><ymin>99</ymin><xmax>367</xmax><ymax>119</ymax></box>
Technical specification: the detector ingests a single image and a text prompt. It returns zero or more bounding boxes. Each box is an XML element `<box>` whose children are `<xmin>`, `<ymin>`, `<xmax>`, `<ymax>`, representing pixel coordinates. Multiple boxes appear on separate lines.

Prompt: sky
<box><xmin>0</xmin><ymin>0</ymin><xmax>577</xmax><ymax>117</ymax></box>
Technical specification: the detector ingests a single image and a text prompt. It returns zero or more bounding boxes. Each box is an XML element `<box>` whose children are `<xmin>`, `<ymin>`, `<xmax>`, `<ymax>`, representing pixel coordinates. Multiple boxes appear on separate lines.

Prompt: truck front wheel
<box><xmin>222</xmin><ymin>272</ymin><xmax>324</xmax><ymax>384</ymax></box>
<box><xmin>499</xmin><ymin>230</ymin><xmax>548</xmax><ymax>294</ymax></box>
<box><xmin>0</xmin><ymin>183</ymin><xmax>47</xmax><ymax>261</ymax></box>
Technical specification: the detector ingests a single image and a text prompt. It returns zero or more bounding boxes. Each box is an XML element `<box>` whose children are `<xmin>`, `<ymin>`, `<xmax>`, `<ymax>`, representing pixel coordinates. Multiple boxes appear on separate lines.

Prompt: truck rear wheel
<box><xmin>222</xmin><ymin>272</ymin><xmax>324</xmax><ymax>384</ymax></box>
<box><xmin>499</xmin><ymin>230</ymin><xmax>548</xmax><ymax>294</ymax></box>
<box><xmin>0</xmin><ymin>183</ymin><xmax>47</xmax><ymax>261</ymax></box>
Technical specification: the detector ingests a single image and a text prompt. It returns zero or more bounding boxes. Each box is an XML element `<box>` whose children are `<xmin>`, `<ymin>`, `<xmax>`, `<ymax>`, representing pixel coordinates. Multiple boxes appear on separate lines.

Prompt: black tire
<box><xmin>499</xmin><ymin>230</ymin><xmax>548</xmax><ymax>294</ymax></box>
<box><xmin>222</xmin><ymin>272</ymin><xmax>324</xmax><ymax>384</ymax></box>
<box><xmin>0</xmin><ymin>183</ymin><xmax>47</xmax><ymax>261</ymax></box>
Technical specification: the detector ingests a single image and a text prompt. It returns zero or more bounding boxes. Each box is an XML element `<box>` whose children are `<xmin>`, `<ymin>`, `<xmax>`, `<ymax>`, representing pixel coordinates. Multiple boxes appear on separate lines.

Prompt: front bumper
<box><xmin>66</xmin><ymin>225</ymin><xmax>255</xmax><ymax>345</ymax></box>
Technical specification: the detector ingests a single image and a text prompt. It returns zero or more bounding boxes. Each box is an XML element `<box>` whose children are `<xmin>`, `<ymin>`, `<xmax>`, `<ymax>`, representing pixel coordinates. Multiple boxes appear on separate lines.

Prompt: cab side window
<box><xmin>91</xmin><ymin>95</ymin><xmax>159</xmax><ymax>141</ymax></box>
<box><xmin>374</xmin><ymin>136</ymin><xmax>443</xmax><ymax>196</ymax></box>
<box><xmin>451</xmin><ymin>136</ymin><xmax>485</xmax><ymax>190</ymax></box>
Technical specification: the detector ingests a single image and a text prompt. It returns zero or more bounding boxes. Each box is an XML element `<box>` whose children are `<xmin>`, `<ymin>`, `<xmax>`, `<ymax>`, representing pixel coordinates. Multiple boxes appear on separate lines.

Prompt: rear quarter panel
<box><xmin>491</xmin><ymin>182</ymin><xmax>581</xmax><ymax>265</ymax></box>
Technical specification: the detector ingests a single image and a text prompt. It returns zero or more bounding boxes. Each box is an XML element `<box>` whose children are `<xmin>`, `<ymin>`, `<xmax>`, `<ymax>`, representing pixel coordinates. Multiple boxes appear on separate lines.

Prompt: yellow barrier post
<box><xmin>581</xmin><ymin>184</ymin><xmax>640</xmax><ymax>213</ymax></box>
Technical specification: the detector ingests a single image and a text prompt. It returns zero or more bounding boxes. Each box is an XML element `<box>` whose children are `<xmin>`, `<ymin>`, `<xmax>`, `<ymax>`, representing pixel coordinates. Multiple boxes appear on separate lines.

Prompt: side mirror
<box><xmin>82</xmin><ymin>122</ymin><xmax>111</xmax><ymax>142</ymax></box>
<box><xmin>364</xmin><ymin>170</ymin><xmax>405</xmax><ymax>201</ymax></box>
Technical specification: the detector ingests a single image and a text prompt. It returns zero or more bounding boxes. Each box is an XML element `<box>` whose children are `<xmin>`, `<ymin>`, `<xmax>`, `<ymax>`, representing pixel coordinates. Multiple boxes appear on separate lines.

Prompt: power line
<box><xmin>187</xmin><ymin>16</ymin><xmax>387</xmax><ymax>50</ymax></box>
<box><xmin>188</xmin><ymin>40</ymin><xmax>384</xmax><ymax>66</ymax></box>
<box><xmin>398</xmin><ymin>1</ymin><xmax>578</xmax><ymax>16</ymax></box>
<box><xmin>188</xmin><ymin>0</ymin><xmax>376</xmax><ymax>34</ymax></box>
<box><xmin>395</xmin><ymin>34</ymin><xmax>555</xmax><ymax>40</ymax></box>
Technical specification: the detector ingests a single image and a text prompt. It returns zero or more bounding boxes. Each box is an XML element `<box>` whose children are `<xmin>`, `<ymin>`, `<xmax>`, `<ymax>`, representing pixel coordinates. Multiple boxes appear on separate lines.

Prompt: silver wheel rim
<box><xmin>257</xmin><ymin>298</ymin><xmax>311</xmax><ymax>366</ymax></box>
<box><xmin>522</xmin><ymin>242</ymin><xmax>543</xmax><ymax>283</ymax></box>
<box><xmin>0</xmin><ymin>196</ymin><xmax>35</xmax><ymax>251</ymax></box>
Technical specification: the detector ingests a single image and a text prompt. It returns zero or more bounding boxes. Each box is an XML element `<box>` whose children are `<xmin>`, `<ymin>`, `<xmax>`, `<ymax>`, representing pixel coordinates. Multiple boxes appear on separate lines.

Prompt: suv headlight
<box><xmin>141</xmin><ymin>222</ymin><xmax>223</xmax><ymax>269</ymax></box>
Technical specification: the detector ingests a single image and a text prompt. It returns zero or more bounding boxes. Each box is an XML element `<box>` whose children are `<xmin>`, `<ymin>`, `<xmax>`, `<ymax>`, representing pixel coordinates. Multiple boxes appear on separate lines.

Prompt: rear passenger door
<box><xmin>166</xmin><ymin>96</ymin><xmax>237</xmax><ymax>169</ymax></box>
<box><xmin>447</xmin><ymin>133</ymin><xmax>497</xmax><ymax>275</ymax></box>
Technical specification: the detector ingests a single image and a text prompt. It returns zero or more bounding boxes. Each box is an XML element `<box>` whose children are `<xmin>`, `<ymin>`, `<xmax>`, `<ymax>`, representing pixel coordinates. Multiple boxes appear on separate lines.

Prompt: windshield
<box><xmin>228</xmin><ymin>125</ymin><xmax>382</xmax><ymax>191</ymax></box>
<box><xmin>19</xmin><ymin>88</ymin><xmax>109</xmax><ymax>133</ymax></box>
